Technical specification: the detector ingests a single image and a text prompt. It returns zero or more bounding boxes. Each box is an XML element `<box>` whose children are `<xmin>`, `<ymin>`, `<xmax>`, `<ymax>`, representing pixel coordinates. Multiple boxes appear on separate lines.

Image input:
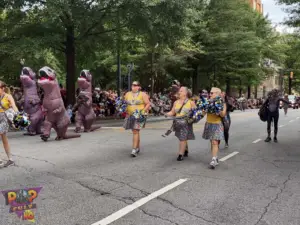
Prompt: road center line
<box><xmin>289</xmin><ymin>120</ymin><xmax>294</xmax><ymax>123</ymax></box>
<box><xmin>252</xmin><ymin>139</ymin><xmax>261</xmax><ymax>143</ymax></box>
<box><xmin>219</xmin><ymin>152</ymin><xmax>239</xmax><ymax>162</ymax></box>
<box><xmin>279</xmin><ymin>125</ymin><xmax>285</xmax><ymax>128</ymax></box>
<box><xmin>91</xmin><ymin>179</ymin><xmax>188</xmax><ymax>225</ymax></box>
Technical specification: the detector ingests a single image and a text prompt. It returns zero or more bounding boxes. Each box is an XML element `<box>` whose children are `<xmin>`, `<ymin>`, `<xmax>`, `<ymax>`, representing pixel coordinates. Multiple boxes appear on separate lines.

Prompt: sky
<box><xmin>262</xmin><ymin>0</ymin><xmax>293</xmax><ymax>33</ymax></box>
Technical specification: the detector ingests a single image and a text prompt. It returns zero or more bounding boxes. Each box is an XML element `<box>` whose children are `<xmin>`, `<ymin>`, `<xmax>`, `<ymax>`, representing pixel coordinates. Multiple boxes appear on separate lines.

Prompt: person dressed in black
<box><xmin>221</xmin><ymin>92</ymin><xmax>234</xmax><ymax>148</ymax></box>
<box><xmin>264</xmin><ymin>89</ymin><xmax>289</xmax><ymax>143</ymax></box>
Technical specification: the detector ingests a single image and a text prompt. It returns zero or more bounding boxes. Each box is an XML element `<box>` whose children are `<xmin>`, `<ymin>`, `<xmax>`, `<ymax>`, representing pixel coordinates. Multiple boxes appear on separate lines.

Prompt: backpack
<box><xmin>258</xmin><ymin>101</ymin><xmax>268</xmax><ymax>122</ymax></box>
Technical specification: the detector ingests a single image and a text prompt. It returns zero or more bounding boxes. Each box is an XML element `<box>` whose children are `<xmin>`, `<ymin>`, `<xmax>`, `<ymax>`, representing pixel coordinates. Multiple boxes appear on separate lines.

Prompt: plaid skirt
<box><xmin>0</xmin><ymin>112</ymin><xmax>9</xmax><ymax>134</ymax></box>
<box><xmin>123</xmin><ymin>116</ymin><xmax>146</xmax><ymax>130</ymax></box>
<box><xmin>174</xmin><ymin>119</ymin><xmax>195</xmax><ymax>141</ymax></box>
<box><xmin>202</xmin><ymin>122</ymin><xmax>224</xmax><ymax>140</ymax></box>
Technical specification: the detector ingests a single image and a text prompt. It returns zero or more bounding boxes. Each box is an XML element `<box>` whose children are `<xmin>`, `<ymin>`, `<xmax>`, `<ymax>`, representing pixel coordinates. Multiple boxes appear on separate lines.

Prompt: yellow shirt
<box><xmin>125</xmin><ymin>92</ymin><xmax>145</xmax><ymax>115</ymax></box>
<box><xmin>0</xmin><ymin>94</ymin><xmax>10</xmax><ymax>113</ymax></box>
<box><xmin>175</xmin><ymin>100</ymin><xmax>193</xmax><ymax>117</ymax></box>
<box><xmin>207</xmin><ymin>113</ymin><xmax>222</xmax><ymax>124</ymax></box>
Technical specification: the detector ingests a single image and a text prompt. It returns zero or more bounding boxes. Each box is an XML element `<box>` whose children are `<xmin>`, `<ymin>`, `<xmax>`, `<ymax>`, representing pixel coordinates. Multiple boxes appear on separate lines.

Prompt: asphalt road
<box><xmin>0</xmin><ymin>109</ymin><xmax>300</xmax><ymax>225</ymax></box>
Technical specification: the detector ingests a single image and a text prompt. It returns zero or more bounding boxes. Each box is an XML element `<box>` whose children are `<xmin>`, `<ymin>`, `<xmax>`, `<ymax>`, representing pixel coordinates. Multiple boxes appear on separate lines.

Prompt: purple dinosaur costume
<box><xmin>74</xmin><ymin>70</ymin><xmax>101</xmax><ymax>132</ymax></box>
<box><xmin>20</xmin><ymin>67</ymin><xmax>44</xmax><ymax>136</ymax></box>
<box><xmin>38</xmin><ymin>66</ymin><xmax>81</xmax><ymax>141</ymax></box>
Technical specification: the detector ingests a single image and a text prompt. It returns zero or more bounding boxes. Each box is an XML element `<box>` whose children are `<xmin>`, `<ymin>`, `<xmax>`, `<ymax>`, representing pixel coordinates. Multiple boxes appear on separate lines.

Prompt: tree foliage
<box><xmin>1</xmin><ymin>0</ymin><xmax>298</xmax><ymax>99</ymax></box>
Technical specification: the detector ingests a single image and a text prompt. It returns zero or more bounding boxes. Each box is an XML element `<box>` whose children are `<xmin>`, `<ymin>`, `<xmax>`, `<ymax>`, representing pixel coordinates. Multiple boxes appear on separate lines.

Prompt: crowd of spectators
<box><xmin>7</xmin><ymin>83</ymin><xmax>267</xmax><ymax>121</ymax></box>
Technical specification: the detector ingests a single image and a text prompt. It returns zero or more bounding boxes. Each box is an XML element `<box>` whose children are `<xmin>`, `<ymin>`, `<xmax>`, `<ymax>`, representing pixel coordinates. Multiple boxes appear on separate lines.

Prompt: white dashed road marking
<box><xmin>91</xmin><ymin>178</ymin><xmax>188</xmax><ymax>225</ymax></box>
<box><xmin>279</xmin><ymin>125</ymin><xmax>285</xmax><ymax>128</ymax></box>
<box><xmin>252</xmin><ymin>139</ymin><xmax>261</xmax><ymax>143</ymax></box>
<box><xmin>289</xmin><ymin>120</ymin><xmax>294</xmax><ymax>123</ymax></box>
<box><xmin>219</xmin><ymin>152</ymin><xmax>239</xmax><ymax>162</ymax></box>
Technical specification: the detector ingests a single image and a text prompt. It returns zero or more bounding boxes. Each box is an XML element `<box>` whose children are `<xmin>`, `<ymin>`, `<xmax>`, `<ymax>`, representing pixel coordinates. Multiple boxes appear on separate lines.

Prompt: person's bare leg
<box><xmin>132</xmin><ymin>130</ymin><xmax>139</xmax><ymax>149</ymax></box>
<box><xmin>177</xmin><ymin>141</ymin><xmax>187</xmax><ymax>161</ymax></box>
<box><xmin>137</xmin><ymin>132</ymin><xmax>140</xmax><ymax>150</ymax></box>
<box><xmin>2</xmin><ymin>134</ymin><xmax>12</xmax><ymax>160</ymax></box>
<box><xmin>209</xmin><ymin>140</ymin><xmax>219</xmax><ymax>169</ymax></box>
<box><xmin>179</xmin><ymin>141</ymin><xmax>187</xmax><ymax>155</ymax></box>
<box><xmin>211</xmin><ymin>140</ymin><xmax>219</xmax><ymax>157</ymax></box>
<box><xmin>131</xmin><ymin>130</ymin><xmax>140</xmax><ymax>157</ymax></box>
<box><xmin>1</xmin><ymin>134</ymin><xmax>14</xmax><ymax>167</ymax></box>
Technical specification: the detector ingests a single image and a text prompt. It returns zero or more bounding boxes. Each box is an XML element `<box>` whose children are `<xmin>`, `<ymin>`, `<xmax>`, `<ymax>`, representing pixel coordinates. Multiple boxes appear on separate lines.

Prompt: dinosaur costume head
<box><xmin>38</xmin><ymin>66</ymin><xmax>58</xmax><ymax>92</ymax></box>
<box><xmin>20</xmin><ymin>67</ymin><xmax>37</xmax><ymax>88</ymax></box>
<box><xmin>78</xmin><ymin>70</ymin><xmax>92</xmax><ymax>91</ymax></box>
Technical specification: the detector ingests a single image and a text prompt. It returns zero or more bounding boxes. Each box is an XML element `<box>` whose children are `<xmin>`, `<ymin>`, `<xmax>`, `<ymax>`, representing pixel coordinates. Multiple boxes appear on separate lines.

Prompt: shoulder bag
<box><xmin>258</xmin><ymin>100</ymin><xmax>268</xmax><ymax>122</ymax></box>
<box><xmin>162</xmin><ymin>100</ymin><xmax>187</xmax><ymax>137</ymax></box>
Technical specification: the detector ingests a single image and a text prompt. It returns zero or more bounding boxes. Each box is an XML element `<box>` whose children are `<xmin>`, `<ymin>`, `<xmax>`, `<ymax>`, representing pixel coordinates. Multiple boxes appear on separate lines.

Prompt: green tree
<box><xmin>196</xmin><ymin>0</ymin><xmax>276</xmax><ymax>96</ymax></box>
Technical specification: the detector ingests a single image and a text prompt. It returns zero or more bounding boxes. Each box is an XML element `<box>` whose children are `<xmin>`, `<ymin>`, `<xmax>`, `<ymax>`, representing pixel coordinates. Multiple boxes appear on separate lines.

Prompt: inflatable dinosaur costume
<box><xmin>20</xmin><ymin>67</ymin><xmax>44</xmax><ymax>135</ymax></box>
<box><xmin>38</xmin><ymin>66</ymin><xmax>81</xmax><ymax>141</ymax></box>
<box><xmin>74</xmin><ymin>70</ymin><xmax>101</xmax><ymax>132</ymax></box>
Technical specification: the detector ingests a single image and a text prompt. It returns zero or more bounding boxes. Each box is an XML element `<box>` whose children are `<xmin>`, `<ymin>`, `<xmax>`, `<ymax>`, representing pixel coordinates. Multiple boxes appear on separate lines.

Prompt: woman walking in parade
<box><xmin>123</xmin><ymin>81</ymin><xmax>150</xmax><ymax>157</ymax></box>
<box><xmin>221</xmin><ymin>92</ymin><xmax>234</xmax><ymax>148</ymax></box>
<box><xmin>203</xmin><ymin>87</ymin><xmax>227</xmax><ymax>169</ymax></box>
<box><xmin>0</xmin><ymin>81</ymin><xmax>19</xmax><ymax>167</ymax></box>
<box><xmin>264</xmin><ymin>89</ymin><xmax>289</xmax><ymax>143</ymax></box>
<box><xmin>166</xmin><ymin>87</ymin><xmax>196</xmax><ymax>161</ymax></box>
<box><xmin>283</xmin><ymin>94</ymin><xmax>289</xmax><ymax>116</ymax></box>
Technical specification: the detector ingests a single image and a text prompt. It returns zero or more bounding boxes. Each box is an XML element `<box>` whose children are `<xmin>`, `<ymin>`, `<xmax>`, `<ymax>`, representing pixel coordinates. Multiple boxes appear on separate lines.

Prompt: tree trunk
<box><xmin>225</xmin><ymin>77</ymin><xmax>230</xmax><ymax>96</ymax></box>
<box><xmin>151</xmin><ymin>51</ymin><xmax>154</xmax><ymax>97</ymax></box>
<box><xmin>192</xmin><ymin>65</ymin><xmax>198</xmax><ymax>94</ymax></box>
<box><xmin>66</xmin><ymin>26</ymin><xmax>76</xmax><ymax>106</ymax></box>
<box><xmin>254</xmin><ymin>86</ymin><xmax>257</xmax><ymax>99</ymax></box>
<box><xmin>247</xmin><ymin>85</ymin><xmax>251</xmax><ymax>99</ymax></box>
<box><xmin>213</xmin><ymin>64</ymin><xmax>216</xmax><ymax>86</ymax></box>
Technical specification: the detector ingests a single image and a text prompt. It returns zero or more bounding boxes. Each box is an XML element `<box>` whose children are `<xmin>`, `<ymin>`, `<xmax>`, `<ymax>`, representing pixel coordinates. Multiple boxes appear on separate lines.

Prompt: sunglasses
<box><xmin>132</xmin><ymin>84</ymin><xmax>140</xmax><ymax>87</ymax></box>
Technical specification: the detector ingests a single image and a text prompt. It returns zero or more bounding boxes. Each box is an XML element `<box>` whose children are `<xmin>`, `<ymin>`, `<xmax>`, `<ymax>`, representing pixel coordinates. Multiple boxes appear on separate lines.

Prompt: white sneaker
<box><xmin>209</xmin><ymin>158</ymin><xmax>219</xmax><ymax>169</ymax></box>
<box><xmin>131</xmin><ymin>149</ymin><xmax>140</xmax><ymax>157</ymax></box>
<box><xmin>0</xmin><ymin>160</ymin><xmax>4</xmax><ymax>167</ymax></box>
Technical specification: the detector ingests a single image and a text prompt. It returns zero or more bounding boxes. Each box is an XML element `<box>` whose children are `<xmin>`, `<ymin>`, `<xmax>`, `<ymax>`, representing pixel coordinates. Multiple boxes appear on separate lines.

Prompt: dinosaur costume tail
<box><xmin>60</xmin><ymin>133</ymin><xmax>81</xmax><ymax>140</ymax></box>
<box><xmin>86</xmin><ymin>125</ymin><xmax>101</xmax><ymax>132</ymax></box>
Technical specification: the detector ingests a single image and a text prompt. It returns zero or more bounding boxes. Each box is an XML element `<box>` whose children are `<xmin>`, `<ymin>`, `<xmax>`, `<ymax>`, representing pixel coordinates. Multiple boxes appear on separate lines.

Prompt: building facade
<box><xmin>256</xmin><ymin>60</ymin><xmax>281</xmax><ymax>98</ymax></box>
<box><xmin>248</xmin><ymin>0</ymin><xmax>263</xmax><ymax>13</ymax></box>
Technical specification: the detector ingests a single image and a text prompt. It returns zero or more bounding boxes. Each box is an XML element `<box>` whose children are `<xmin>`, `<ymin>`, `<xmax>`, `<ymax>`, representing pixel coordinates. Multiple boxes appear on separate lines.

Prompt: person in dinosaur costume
<box><xmin>74</xmin><ymin>70</ymin><xmax>101</xmax><ymax>132</ymax></box>
<box><xmin>20</xmin><ymin>67</ymin><xmax>44</xmax><ymax>136</ymax></box>
<box><xmin>37</xmin><ymin>66</ymin><xmax>81</xmax><ymax>141</ymax></box>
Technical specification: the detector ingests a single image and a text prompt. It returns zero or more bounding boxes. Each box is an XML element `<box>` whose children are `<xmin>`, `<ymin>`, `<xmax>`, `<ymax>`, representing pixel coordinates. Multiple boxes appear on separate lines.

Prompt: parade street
<box><xmin>0</xmin><ymin>109</ymin><xmax>300</xmax><ymax>225</ymax></box>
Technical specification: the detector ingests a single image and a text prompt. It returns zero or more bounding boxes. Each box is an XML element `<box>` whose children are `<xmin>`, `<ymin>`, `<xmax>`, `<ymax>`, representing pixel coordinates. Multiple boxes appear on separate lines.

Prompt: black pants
<box><xmin>267</xmin><ymin>110</ymin><xmax>279</xmax><ymax>137</ymax></box>
<box><xmin>222</xmin><ymin>114</ymin><xmax>231</xmax><ymax>144</ymax></box>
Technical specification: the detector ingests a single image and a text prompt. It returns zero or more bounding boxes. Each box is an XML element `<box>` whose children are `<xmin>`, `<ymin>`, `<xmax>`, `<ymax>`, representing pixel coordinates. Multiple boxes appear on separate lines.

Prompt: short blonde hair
<box><xmin>211</xmin><ymin>87</ymin><xmax>221</xmax><ymax>96</ymax></box>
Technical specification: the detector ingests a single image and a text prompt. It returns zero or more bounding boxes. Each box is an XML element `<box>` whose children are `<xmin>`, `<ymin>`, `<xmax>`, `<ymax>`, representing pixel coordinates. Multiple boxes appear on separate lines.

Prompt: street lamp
<box><xmin>151</xmin><ymin>43</ymin><xmax>159</xmax><ymax>96</ymax></box>
<box><xmin>289</xmin><ymin>71</ymin><xmax>293</xmax><ymax>95</ymax></box>
<box><xmin>127</xmin><ymin>63</ymin><xmax>134</xmax><ymax>91</ymax></box>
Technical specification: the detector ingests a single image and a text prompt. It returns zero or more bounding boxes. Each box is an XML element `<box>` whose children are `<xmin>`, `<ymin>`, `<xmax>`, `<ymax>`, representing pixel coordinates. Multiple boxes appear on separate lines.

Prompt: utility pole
<box><xmin>150</xmin><ymin>43</ymin><xmax>159</xmax><ymax>96</ymax></box>
<box><xmin>279</xmin><ymin>69</ymin><xmax>284</xmax><ymax>93</ymax></box>
<box><xmin>127</xmin><ymin>63</ymin><xmax>134</xmax><ymax>91</ymax></box>
<box><xmin>289</xmin><ymin>71</ymin><xmax>293</xmax><ymax>95</ymax></box>
<box><xmin>116</xmin><ymin>10</ymin><xmax>121</xmax><ymax>96</ymax></box>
